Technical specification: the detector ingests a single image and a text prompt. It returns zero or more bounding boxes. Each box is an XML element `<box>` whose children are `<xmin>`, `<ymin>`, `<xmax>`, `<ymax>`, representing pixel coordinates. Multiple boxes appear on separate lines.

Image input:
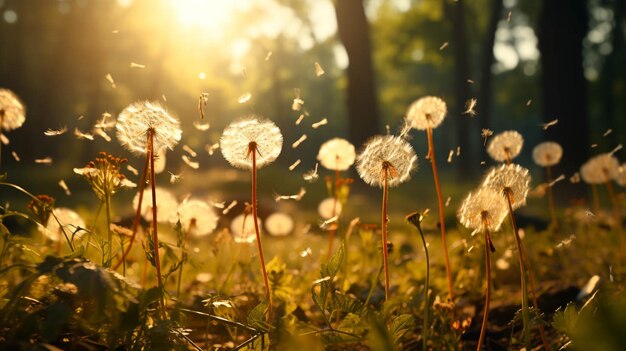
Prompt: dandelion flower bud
<box><xmin>230</xmin><ymin>214</ymin><xmax>261</xmax><ymax>243</ymax></box>
<box><xmin>318</xmin><ymin>197</ymin><xmax>342</xmax><ymax>219</ymax></box>
<box><xmin>133</xmin><ymin>186</ymin><xmax>178</xmax><ymax>223</ymax></box>
<box><xmin>457</xmin><ymin>188</ymin><xmax>507</xmax><ymax>233</ymax></box>
<box><xmin>532</xmin><ymin>141</ymin><xmax>563</xmax><ymax>167</ymax></box>
<box><xmin>487</xmin><ymin>130</ymin><xmax>524</xmax><ymax>163</ymax></box>
<box><xmin>482</xmin><ymin>164</ymin><xmax>531</xmax><ymax>210</ymax></box>
<box><xmin>317</xmin><ymin>138</ymin><xmax>356</xmax><ymax>171</ymax></box>
<box><xmin>116</xmin><ymin>101</ymin><xmax>182</xmax><ymax>155</ymax></box>
<box><xmin>405</xmin><ymin>96</ymin><xmax>447</xmax><ymax>130</ymax></box>
<box><xmin>356</xmin><ymin>135</ymin><xmax>417</xmax><ymax>188</ymax></box>
<box><xmin>43</xmin><ymin>208</ymin><xmax>86</xmax><ymax>241</ymax></box>
<box><xmin>174</xmin><ymin>199</ymin><xmax>218</xmax><ymax>237</ymax></box>
<box><xmin>220</xmin><ymin>116</ymin><xmax>283</xmax><ymax>170</ymax></box>
<box><xmin>265</xmin><ymin>212</ymin><xmax>294</xmax><ymax>236</ymax></box>
<box><xmin>0</xmin><ymin>88</ymin><xmax>26</xmax><ymax>131</ymax></box>
<box><xmin>580</xmin><ymin>153</ymin><xmax>619</xmax><ymax>184</ymax></box>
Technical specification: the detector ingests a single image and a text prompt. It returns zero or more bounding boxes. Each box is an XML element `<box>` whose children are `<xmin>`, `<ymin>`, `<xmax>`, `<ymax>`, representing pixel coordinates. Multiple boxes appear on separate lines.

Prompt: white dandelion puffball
<box><xmin>0</xmin><ymin>88</ymin><xmax>26</xmax><ymax>131</ymax></box>
<box><xmin>317</xmin><ymin>138</ymin><xmax>356</xmax><ymax>171</ymax></box>
<box><xmin>116</xmin><ymin>101</ymin><xmax>182</xmax><ymax>155</ymax></box>
<box><xmin>230</xmin><ymin>214</ymin><xmax>262</xmax><ymax>243</ymax></box>
<box><xmin>487</xmin><ymin>130</ymin><xmax>524</xmax><ymax>162</ymax></box>
<box><xmin>43</xmin><ymin>208</ymin><xmax>86</xmax><ymax>242</ymax></box>
<box><xmin>616</xmin><ymin>164</ymin><xmax>626</xmax><ymax>187</ymax></box>
<box><xmin>174</xmin><ymin>199</ymin><xmax>218</xmax><ymax>237</ymax></box>
<box><xmin>318</xmin><ymin>197</ymin><xmax>343</xmax><ymax>220</ymax></box>
<box><xmin>153</xmin><ymin>146</ymin><xmax>167</xmax><ymax>174</ymax></box>
<box><xmin>580</xmin><ymin>153</ymin><xmax>620</xmax><ymax>184</ymax></box>
<box><xmin>405</xmin><ymin>96</ymin><xmax>447</xmax><ymax>130</ymax></box>
<box><xmin>356</xmin><ymin>135</ymin><xmax>418</xmax><ymax>188</ymax></box>
<box><xmin>457</xmin><ymin>188</ymin><xmax>507</xmax><ymax>233</ymax></box>
<box><xmin>133</xmin><ymin>186</ymin><xmax>178</xmax><ymax>223</ymax></box>
<box><xmin>265</xmin><ymin>212</ymin><xmax>294</xmax><ymax>236</ymax></box>
<box><xmin>532</xmin><ymin>142</ymin><xmax>563</xmax><ymax>167</ymax></box>
<box><xmin>220</xmin><ymin>116</ymin><xmax>283</xmax><ymax>170</ymax></box>
<box><xmin>482</xmin><ymin>164</ymin><xmax>531</xmax><ymax>210</ymax></box>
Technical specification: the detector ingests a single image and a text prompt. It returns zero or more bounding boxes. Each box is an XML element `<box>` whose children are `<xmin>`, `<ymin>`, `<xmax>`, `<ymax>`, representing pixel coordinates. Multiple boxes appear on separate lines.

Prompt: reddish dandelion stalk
<box><xmin>148</xmin><ymin>130</ymin><xmax>166</xmax><ymax>319</ymax></box>
<box><xmin>381</xmin><ymin>162</ymin><xmax>391</xmax><ymax>301</ymax></box>
<box><xmin>477</xmin><ymin>219</ymin><xmax>492</xmax><ymax>351</ymax></box>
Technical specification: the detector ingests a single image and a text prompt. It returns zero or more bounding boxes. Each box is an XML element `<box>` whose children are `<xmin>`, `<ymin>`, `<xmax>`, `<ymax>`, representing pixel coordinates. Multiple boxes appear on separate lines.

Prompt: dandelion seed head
<box><xmin>317</xmin><ymin>138</ymin><xmax>356</xmax><ymax>171</ymax></box>
<box><xmin>265</xmin><ymin>212</ymin><xmax>294</xmax><ymax>236</ymax></box>
<box><xmin>116</xmin><ymin>101</ymin><xmax>182</xmax><ymax>156</ymax></box>
<box><xmin>482</xmin><ymin>164</ymin><xmax>531</xmax><ymax>210</ymax></box>
<box><xmin>220</xmin><ymin>116</ymin><xmax>283</xmax><ymax>170</ymax></box>
<box><xmin>457</xmin><ymin>188</ymin><xmax>507</xmax><ymax>233</ymax></box>
<box><xmin>356</xmin><ymin>135</ymin><xmax>417</xmax><ymax>188</ymax></box>
<box><xmin>174</xmin><ymin>199</ymin><xmax>218</xmax><ymax>237</ymax></box>
<box><xmin>43</xmin><ymin>208</ymin><xmax>86</xmax><ymax>242</ymax></box>
<box><xmin>581</xmin><ymin>153</ymin><xmax>620</xmax><ymax>184</ymax></box>
<box><xmin>0</xmin><ymin>88</ymin><xmax>26</xmax><ymax>131</ymax></box>
<box><xmin>230</xmin><ymin>214</ymin><xmax>261</xmax><ymax>243</ymax></box>
<box><xmin>318</xmin><ymin>197</ymin><xmax>342</xmax><ymax>219</ymax></box>
<box><xmin>616</xmin><ymin>164</ymin><xmax>626</xmax><ymax>187</ymax></box>
<box><xmin>406</xmin><ymin>96</ymin><xmax>447</xmax><ymax>130</ymax></box>
<box><xmin>487</xmin><ymin>130</ymin><xmax>524</xmax><ymax>162</ymax></box>
<box><xmin>132</xmin><ymin>186</ymin><xmax>178</xmax><ymax>223</ymax></box>
<box><xmin>532</xmin><ymin>141</ymin><xmax>563</xmax><ymax>167</ymax></box>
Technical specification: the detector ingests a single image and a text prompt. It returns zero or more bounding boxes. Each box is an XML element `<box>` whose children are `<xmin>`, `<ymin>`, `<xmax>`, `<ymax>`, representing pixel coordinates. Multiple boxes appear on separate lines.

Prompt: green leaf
<box><xmin>247</xmin><ymin>301</ymin><xmax>273</xmax><ymax>333</ymax></box>
<box><xmin>553</xmin><ymin>302</ymin><xmax>579</xmax><ymax>334</ymax></box>
<box><xmin>390</xmin><ymin>314</ymin><xmax>416</xmax><ymax>346</ymax></box>
<box><xmin>321</xmin><ymin>241</ymin><xmax>344</xmax><ymax>280</ymax></box>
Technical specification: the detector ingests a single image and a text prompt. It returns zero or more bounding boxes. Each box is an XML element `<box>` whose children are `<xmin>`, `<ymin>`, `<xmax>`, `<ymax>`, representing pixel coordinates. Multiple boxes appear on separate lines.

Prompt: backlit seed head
<box><xmin>487</xmin><ymin>130</ymin><xmax>524</xmax><ymax>162</ymax></box>
<box><xmin>230</xmin><ymin>214</ymin><xmax>261</xmax><ymax>243</ymax></box>
<box><xmin>405</xmin><ymin>96</ymin><xmax>447</xmax><ymax>130</ymax></box>
<box><xmin>317</xmin><ymin>138</ymin><xmax>356</xmax><ymax>171</ymax></box>
<box><xmin>116</xmin><ymin>101</ymin><xmax>182</xmax><ymax>155</ymax></box>
<box><xmin>220</xmin><ymin>116</ymin><xmax>283</xmax><ymax>170</ymax></box>
<box><xmin>532</xmin><ymin>141</ymin><xmax>563</xmax><ymax>167</ymax></box>
<box><xmin>43</xmin><ymin>208</ymin><xmax>86</xmax><ymax>242</ymax></box>
<box><xmin>482</xmin><ymin>164</ymin><xmax>531</xmax><ymax>210</ymax></box>
<box><xmin>457</xmin><ymin>188</ymin><xmax>507</xmax><ymax>234</ymax></box>
<box><xmin>174</xmin><ymin>199</ymin><xmax>218</xmax><ymax>237</ymax></box>
<box><xmin>265</xmin><ymin>212</ymin><xmax>294</xmax><ymax>236</ymax></box>
<box><xmin>580</xmin><ymin>153</ymin><xmax>620</xmax><ymax>184</ymax></box>
<box><xmin>356</xmin><ymin>135</ymin><xmax>417</xmax><ymax>188</ymax></box>
<box><xmin>133</xmin><ymin>186</ymin><xmax>178</xmax><ymax>223</ymax></box>
<box><xmin>318</xmin><ymin>197</ymin><xmax>343</xmax><ymax>220</ymax></box>
<box><xmin>0</xmin><ymin>88</ymin><xmax>26</xmax><ymax>131</ymax></box>
<box><xmin>616</xmin><ymin>164</ymin><xmax>626</xmax><ymax>187</ymax></box>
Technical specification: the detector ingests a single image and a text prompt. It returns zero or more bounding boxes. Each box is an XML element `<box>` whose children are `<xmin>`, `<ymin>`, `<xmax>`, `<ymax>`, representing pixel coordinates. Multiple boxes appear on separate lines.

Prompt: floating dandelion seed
<box><xmin>174</xmin><ymin>199</ymin><xmax>218</xmax><ymax>237</ymax></box>
<box><xmin>220</xmin><ymin>116</ymin><xmax>283</xmax><ymax>169</ymax></box>
<box><xmin>463</xmin><ymin>98</ymin><xmax>478</xmax><ymax>116</ymax></box>
<box><xmin>169</xmin><ymin>172</ymin><xmax>182</xmax><ymax>184</ymax></box>
<box><xmin>127</xmin><ymin>164</ymin><xmax>139</xmax><ymax>176</ymax></box>
<box><xmin>230</xmin><ymin>214</ymin><xmax>261</xmax><ymax>243</ymax></box>
<box><xmin>482</xmin><ymin>164</ymin><xmax>531</xmax><ymax>210</ymax></box>
<box><xmin>93</xmin><ymin>128</ymin><xmax>111</xmax><ymax>142</ymax></box>
<box><xmin>44</xmin><ymin>126</ymin><xmax>67</xmax><ymax>136</ymax></box>
<box><xmin>58</xmin><ymin>180</ymin><xmax>71</xmax><ymax>196</ymax></box>
<box><xmin>116</xmin><ymin>101</ymin><xmax>182</xmax><ymax>156</ymax></box>
<box><xmin>292</xmin><ymin>88</ymin><xmax>304</xmax><ymax>111</ymax></box>
<box><xmin>591</xmin><ymin>144</ymin><xmax>598</xmax><ymax>148</ymax></box>
<box><xmin>356</xmin><ymin>135</ymin><xmax>417</xmax><ymax>188</ymax></box>
<box><xmin>487</xmin><ymin>130</ymin><xmax>523</xmax><ymax>163</ymax></box>
<box><xmin>439</xmin><ymin>42</ymin><xmax>449</xmax><ymax>50</ymax></box>
<box><xmin>0</xmin><ymin>88</ymin><xmax>26</xmax><ymax>132</ymax></box>
<box><xmin>406</xmin><ymin>96</ymin><xmax>447</xmax><ymax>130</ymax></box>
<box><xmin>526</xmin><ymin>99</ymin><xmax>532</xmax><ymax>106</ymax></box>
<box><xmin>35</xmin><ymin>157</ymin><xmax>53</xmax><ymax>165</ymax></box>
<box><xmin>183</xmin><ymin>145</ymin><xmax>197</xmax><ymax>157</ymax></box>
<box><xmin>95</xmin><ymin>112</ymin><xmax>115</xmax><ymax>130</ymax></box>
<box><xmin>295</xmin><ymin>114</ymin><xmax>305</xmax><ymax>125</ymax></box>
<box><xmin>533</xmin><ymin>141</ymin><xmax>563</xmax><ymax>167</ymax></box>
<box><xmin>265</xmin><ymin>51</ymin><xmax>272</xmax><ymax>60</ymax></box>
<box><xmin>43</xmin><ymin>208</ymin><xmax>86</xmax><ymax>242</ymax></box>
<box><xmin>105</xmin><ymin>73</ymin><xmax>116</xmax><ymax>88</ymax></box>
<box><xmin>481</xmin><ymin>129</ymin><xmax>493</xmax><ymax>145</ymax></box>
<box><xmin>539</xmin><ymin>119</ymin><xmax>558</xmax><ymax>130</ymax></box>
<box><xmin>318</xmin><ymin>197</ymin><xmax>343</xmax><ymax>219</ymax></box>
<box><xmin>289</xmin><ymin>159</ymin><xmax>301</xmax><ymax>171</ymax></box>
<box><xmin>292</xmin><ymin>134</ymin><xmax>307</xmax><ymax>149</ymax></box>
<box><xmin>0</xmin><ymin>134</ymin><xmax>8</xmax><ymax>145</ymax></box>
<box><xmin>274</xmin><ymin>187</ymin><xmax>306</xmax><ymax>202</ymax></box>
<box><xmin>581</xmin><ymin>153</ymin><xmax>619</xmax><ymax>184</ymax></box>
<box><xmin>265</xmin><ymin>212</ymin><xmax>294</xmax><ymax>236</ymax></box>
<box><xmin>193</xmin><ymin>121</ymin><xmax>210</xmax><ymax>131</ymax></box>
<box><xmin>238</xmin><ymin>92</ymin><xmax>252</xmax><ymax>104</ymax></box>
<box><xmin>205</xmin><ymin>143</ymin><xmax>220</xmax><ymax>156</ymax></box>
<box><xmin>317</xmin><ymin>138</ymin><xmax>356</xmax><ymax>171</ymax></box>
<box><xmin>447</xmin><ymin>150</ymin><xmax>454</xmax><ymax>163</ymax></box>
<box><xmin>314</xmin><ymin>62</ymin><xmax>325</xmax><ymax>77</ymax></box>
<box><xmin>74</xmin><ymin>128</ymin><xmax>94</xmax><ymax>140</ymax></box>
<box><xmin>182</xmin><ymin>155</ymin><xmax>199</xmax><ymax>169</ymax></box>
<box><xmin>132</xmin><ymin>186</ymin><xmax>178</xmax><ymax>223</ymax></box>
<box><xmin>458</xmin><ymin>188</ymin><xmax>507</xmax><ymax>234</ymax></box>
<box><xmin>312</xmin><ymin>118</ymin><xmax>328</xmax><ymax>129</ymax></box>
<box><xmin>467</xmin><ymin>79</ymin><xmax>475</xmax><ymax>84</ymax></box>
<box><xmin>222</xmin><ymin>200</ymin><xmax>237</xmax><ymax>215</ymax></box>
<box><xmin>11</xmin><ymin>151</ymin><xmax>19</xmax><ymax>161</ymax></box>
<box><xmin>604</xmin><ymin>129</ymin><xmax>613</xmax><ymax>137</ymax></box>
<box><xmin>303</xmin><ymin>163</ymin><xmax>319</xmax><ymax>182</ymax></box>
<box><xmin>130</xmin><ymin>62</ymin><xmax>145</xmax><ymax>68</ymax></box>
<box><xmin>610</xmin><ymin>144</ymin><xmax>622</xmax><ymax>155</ymax></box>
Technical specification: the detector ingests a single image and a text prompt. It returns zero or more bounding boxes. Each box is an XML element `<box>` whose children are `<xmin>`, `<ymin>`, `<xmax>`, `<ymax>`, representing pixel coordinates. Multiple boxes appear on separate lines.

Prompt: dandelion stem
<box><xmin>545</xmin><ymin>165</ymin><xmax>558</xmax><ymax>228</ymax></box>
<box><xmin>0</xmin><ymin>111</ymin><xmax>3</xmax><ymax>170</ymax></box>
<box><xmin>176</xmin><ymin>222</ymin><xmax>193</xmax><ymax>300</ymax></box>
<box><xmin>112</xmin><ymin>150</ymin><xmax>150</xmax><ymax>272</ymax></box>
<box><xmin>426</xmin><ymin>127</ymin><xmax>454</xmax><ymax>301</ymax></box>
<box><xmin>414</xmin><ymin>218</ymin><xmax>430</xmax><ymax>351</ymax></box>
<box><xmin>148</xmin><ymin>130</ymin><xmax>166</xmax><ymax>319</ymax></box>
<box><xmin>381</xmin><ymin>163</ymin><xmax>390</xmax><ymax>302</ymax></box>
<box><xmin>477</xmin><ymin>225</ymin><xmax>492</xmax><ymax>351</ymax></box>
<box><xmin>103</xmin><ymin>160</ymin><xmax>113</xmax><ymax>267</ymax></box>
<box><xmin>250</xmin><ymin>143</ymin><xmax>272</xmax><ymax>310</ymax></box>
<box><xmin>328</xmin><ymin>169</ymin><xmax>340</xmax><ymax>256</ymax></box>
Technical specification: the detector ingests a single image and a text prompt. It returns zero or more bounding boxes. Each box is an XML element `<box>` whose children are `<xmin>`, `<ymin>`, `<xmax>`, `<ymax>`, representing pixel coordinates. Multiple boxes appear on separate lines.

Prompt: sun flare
<box><xmin>170</xmin><ymin>0</ymin><xmax>250</xmax><ymax>32</ymax></box>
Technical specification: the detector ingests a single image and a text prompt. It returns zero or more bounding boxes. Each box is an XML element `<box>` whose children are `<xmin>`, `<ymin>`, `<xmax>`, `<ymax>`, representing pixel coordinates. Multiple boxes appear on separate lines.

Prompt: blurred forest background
<box><xmin>0</xmin><ymin>0</ymin><xmax>624</xmax><ymax>203</ymax></box>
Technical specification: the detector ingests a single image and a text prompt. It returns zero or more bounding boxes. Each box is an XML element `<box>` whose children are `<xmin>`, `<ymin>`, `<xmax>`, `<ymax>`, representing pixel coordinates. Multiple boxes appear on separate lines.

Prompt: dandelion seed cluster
<box><xmin>318</xmin><ymin>197</ymin><xmax>342</xmax><ymax>219</ymax></box>
<box><xmin>220</xmin><ymin>116</ymin><xmax>283</xmax><ymax>169</ymax></box>
<box><xmin>532</xmin><ymin>141</ymin><xmax>563</xmax><ymax>167</ymax></box>
<box><xmin>482</xmin><ymin>164</ymin><xmax>531</xmax><ymax>210</ymax></box>
<box><xmin>356</xmin><ymin>135</ymin><xmax>417</xmax><ymax>188</ymax></box>
<box><xmin>317</xmin><ymin>138</ymin><xmax>356</xmax><ymax>171</ymax></box>
<box><xmin>457</xmin><ymin>189</ymin><xmax>507</xmax><ymax>233</ymax></box>
<box><xmin>0</xmin><ymin>88</ymin><xmax>26</xmax><ymax>131</ymax></box>
<box><xmin>405</xmin><ymin>96</ymin><xmax>447</xmax><ymax>130</ymax></box>
<box><xmin>43</xmin><ymin>208</ymin><xmax>86</xmax><ymax>241</ymax></box>
<box><xmin>174</xmin><ymin>200</ymin><xmax>218</xmax><ymax>237</ymax></box>
<box><xmin>487</xmin><ymin>130</ymin><xmax>524</xmax><ymax>162</ymax></box>
<box><xmin>116</xmin><ymin>101</ymin><xmax>182</xmax><ymax>155</ymax></box>
<box><xmin>616</xmin><ymin>164</ymin><xmax>626</xmax><ymax>187</ymax></box>
<box><xmin>580</xmin><ymin>153</ymin><xmax>620</xmax><ymax>184</ymax></box>
<box><xmin>265</xmin><ymin>212</ymin><xmax>294</xmax><ymax>236</ymax></box>
<box><xmin>133</xmin><ymin>186</ymin><xmax>179</xmax><ymax>223</ymax></box>
<box><xmin>230</xmin><ymin>214</ymin><xmax>261</xmax><ymax>243</ymax></box>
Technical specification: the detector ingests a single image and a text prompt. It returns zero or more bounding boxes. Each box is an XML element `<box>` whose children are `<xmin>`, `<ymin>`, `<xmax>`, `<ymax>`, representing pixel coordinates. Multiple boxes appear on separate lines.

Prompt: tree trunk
<box><xmin>538</xmin><ymin>0</ymin><xmax>589</xmax><ymax>199</ymax></box>
<box><xmin>478</xmin><ymin>0</ymin><xmax>503</xmax><ymax>140</ymax></box>
<box><xmin>334</xmin><ymin>0</ymin><xmax>380</xmax><ymax>146</ymax></box>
